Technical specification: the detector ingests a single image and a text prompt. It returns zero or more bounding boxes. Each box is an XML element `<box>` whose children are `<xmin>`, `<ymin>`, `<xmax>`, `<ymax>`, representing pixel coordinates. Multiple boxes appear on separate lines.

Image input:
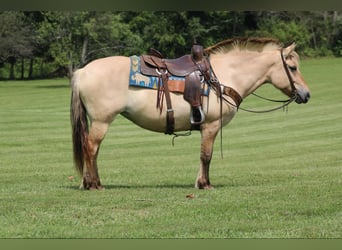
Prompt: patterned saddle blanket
<box><xmin>129</xmin><ymin>55</ymin><xmax>209</xmax><ymax>95</ymax></box>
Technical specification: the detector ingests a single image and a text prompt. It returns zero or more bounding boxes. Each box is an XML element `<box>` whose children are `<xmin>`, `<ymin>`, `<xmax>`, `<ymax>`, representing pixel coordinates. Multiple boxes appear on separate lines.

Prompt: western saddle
<box><xmin>140</xmin><ymin>44</ymin><xmax>211</xmax><ymax>134</ymax></box>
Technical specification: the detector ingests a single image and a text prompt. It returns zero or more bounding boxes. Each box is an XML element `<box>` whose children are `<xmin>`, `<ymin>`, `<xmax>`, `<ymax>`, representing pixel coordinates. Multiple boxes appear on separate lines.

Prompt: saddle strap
<box><xmin>223</xmin><ymin>86</ymin><xmax>243</xmax><ymax>108</ymax></box>
<box><xmin>161</xmin><ymin>72</ymin><xmax>175</xmax><ymax>135</ymax></box>
<box><xmin>149</xmin><ymin>55</ymin><xmax>174</xmax><ymax>135</ymax></box>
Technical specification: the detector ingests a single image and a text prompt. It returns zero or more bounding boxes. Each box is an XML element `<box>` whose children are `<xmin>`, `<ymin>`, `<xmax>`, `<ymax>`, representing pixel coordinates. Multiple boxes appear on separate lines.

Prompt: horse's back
<box><xmin>77</xmin><ymin>56</ymin><xmax>130</xmax><ymax>82</ymax></box>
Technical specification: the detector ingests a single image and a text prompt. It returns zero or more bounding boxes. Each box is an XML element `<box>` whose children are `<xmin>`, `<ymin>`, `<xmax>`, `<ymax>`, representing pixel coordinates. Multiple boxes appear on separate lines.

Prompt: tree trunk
<box><xmin>20</xmin><ymin>58</ymin><xmax>24</xmax><ymax>79</ymax></box>
<box><xmin>8</xmin><ymin>57</ymin><xmax>16</xmax><ymax>80</ymax></box>
<box><xmin>67</xmin><ymin>51</ymin><xmax>73</xmax><ymax>78</ymax></box>
<box><xmin>28</xmin><ymin>58</ymin><xmax>34</xmax><ymax>79</ymax></box>
<box><xmin>332</xmin><ymin>11</ymin><xmax>338</xmax><ymax>25</ymax></box>
<box><xmin>81</xmin><ymin>35</ymin><xmax>89</xmax><ymax>66</ymax></box>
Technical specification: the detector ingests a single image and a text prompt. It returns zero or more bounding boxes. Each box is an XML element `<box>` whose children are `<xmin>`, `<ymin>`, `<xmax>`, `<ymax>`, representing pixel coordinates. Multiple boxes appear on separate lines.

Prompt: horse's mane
<box><xmin>205</xmin><ymin>37</ymin><xmax>283</xmax><ymax>55</ymax></box>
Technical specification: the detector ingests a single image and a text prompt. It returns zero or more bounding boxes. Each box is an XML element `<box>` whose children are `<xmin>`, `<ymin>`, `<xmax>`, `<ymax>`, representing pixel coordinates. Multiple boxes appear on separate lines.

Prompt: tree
<box><xmin>38</xmin><ymin>11</ymin><xmax>143</xmax><ymax>77</ymax></box>
<box><xmin>1</xmin><ymin>11</ymin><xmax>341</xmax><ymax>80</ymax></box>
<box><xmin>81</xmin><ymin>12</ymin><xmax>143</xmax><ymax>62</ymax></box>
<box><xmin>0</xmin><ymin>11</ymin><xmax>35</xmax><ymax>79</ymax></box>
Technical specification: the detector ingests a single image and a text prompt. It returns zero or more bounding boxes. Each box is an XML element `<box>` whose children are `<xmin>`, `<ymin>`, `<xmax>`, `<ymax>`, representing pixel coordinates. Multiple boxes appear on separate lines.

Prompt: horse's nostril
<box><xmin>303</xmin><ymin>92</ymin><xmax>311</xmax><ymax>103</ymax></box>
<box><xmin>307</xmin><ymin>92</ymin><xmax>311</xmax><ymax>100</ymax></box>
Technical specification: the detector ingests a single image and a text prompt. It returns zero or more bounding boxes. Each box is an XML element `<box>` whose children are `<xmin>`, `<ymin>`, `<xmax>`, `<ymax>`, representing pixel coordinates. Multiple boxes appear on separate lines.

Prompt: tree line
<box><xmin>0</xmin><ymin>11</ymin><xmax>341</xmax><ymax>80</ymax></box>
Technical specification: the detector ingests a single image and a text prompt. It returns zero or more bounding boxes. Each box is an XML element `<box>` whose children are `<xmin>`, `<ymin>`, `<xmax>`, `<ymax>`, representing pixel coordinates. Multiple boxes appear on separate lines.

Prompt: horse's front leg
<box><xmin>196</xmin><ymin>121</ymin><xmax>220</xmax><ymax>189</ymax></box>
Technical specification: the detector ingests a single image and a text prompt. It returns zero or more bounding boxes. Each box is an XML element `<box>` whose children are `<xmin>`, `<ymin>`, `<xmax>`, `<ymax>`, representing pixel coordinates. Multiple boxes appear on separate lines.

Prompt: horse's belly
<box><xmin>121</xmin><ymin>109</ymin><xmax>192</xmax><ymax>133</ymax></box>
<box><xmin>122</xmin><ymin>89</ymin><xmax>192</xmax><ymax>133</ymax></box>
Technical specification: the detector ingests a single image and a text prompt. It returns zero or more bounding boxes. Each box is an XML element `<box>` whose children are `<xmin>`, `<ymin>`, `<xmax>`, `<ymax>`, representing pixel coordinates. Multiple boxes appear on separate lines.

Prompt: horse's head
<box><xmin>270</xmin><ymin>43</ymin><xmax>310</xmax><ymax>104</ymax></box>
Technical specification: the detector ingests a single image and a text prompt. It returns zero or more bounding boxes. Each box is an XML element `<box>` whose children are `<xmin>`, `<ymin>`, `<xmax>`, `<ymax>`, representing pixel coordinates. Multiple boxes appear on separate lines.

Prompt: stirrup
<box><xmin>190</xmin><ymin>106</ymin><xmax>205</xmax><ymax>125</ymax></box>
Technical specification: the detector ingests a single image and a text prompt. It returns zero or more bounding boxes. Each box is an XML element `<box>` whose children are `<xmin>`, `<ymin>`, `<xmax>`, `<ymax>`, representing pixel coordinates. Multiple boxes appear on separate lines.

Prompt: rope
<box><xmin>171</xmin><ymin>131</ymin><xmax>192</xmax><ymax>146</ymax></box>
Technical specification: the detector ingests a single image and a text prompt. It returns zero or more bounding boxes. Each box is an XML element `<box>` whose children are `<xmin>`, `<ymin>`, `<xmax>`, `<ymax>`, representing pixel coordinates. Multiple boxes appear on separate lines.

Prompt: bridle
<box><xmin>280</xmin><ymin>48</ymin><xmax>298</xmax><ymax>98</ymax></box>
<box><xmin>214</xmin><ymin>48</ymin><xmax>298</xmax><ymax>113</ymax></box>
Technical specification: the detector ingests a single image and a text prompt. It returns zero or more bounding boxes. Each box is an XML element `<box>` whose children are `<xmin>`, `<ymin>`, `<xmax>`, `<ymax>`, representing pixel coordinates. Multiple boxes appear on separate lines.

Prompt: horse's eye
<box><xmin>289</xmin><ymin>65</ymin><xmax>297</xmax><ymax>72</ymax></box>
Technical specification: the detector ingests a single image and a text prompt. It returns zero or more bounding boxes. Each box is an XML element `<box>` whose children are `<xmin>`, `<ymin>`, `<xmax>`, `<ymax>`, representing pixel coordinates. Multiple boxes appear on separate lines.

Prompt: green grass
<box><xmin>0</xmin><ymin>58</ymin><xmax>341</xmax><ymax>238</ymax></box>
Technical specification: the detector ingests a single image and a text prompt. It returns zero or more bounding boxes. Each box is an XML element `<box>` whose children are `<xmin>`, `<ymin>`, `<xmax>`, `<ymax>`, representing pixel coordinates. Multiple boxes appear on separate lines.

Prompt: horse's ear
<box><xmin>283</xmin><ymin>42</ymin><xmax>296</xmax><ymax>57</ymax></box>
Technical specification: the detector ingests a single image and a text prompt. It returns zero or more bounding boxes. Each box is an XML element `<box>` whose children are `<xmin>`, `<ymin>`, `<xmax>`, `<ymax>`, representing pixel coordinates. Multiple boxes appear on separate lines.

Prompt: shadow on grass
<box><xmin>64</xmin><ymin>183</ymin><xmax>226</xmax><ymax>190</ymax></box>
<box><xmin>35</xmin><ymin>84</ymin><xmax>70</xmax><ymax>89</ymax></box>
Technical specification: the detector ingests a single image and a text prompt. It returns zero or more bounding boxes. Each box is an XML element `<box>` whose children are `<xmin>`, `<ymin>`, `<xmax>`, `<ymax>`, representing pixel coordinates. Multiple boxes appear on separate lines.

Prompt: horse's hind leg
<box><xmin>81</xmin><ymin>121</ymin><xmax>109</xmax><ymax>190</ymax></box>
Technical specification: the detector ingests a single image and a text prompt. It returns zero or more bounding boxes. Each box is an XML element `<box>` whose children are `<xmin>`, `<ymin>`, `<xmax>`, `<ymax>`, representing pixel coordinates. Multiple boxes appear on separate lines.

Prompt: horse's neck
<box><xmin>210</xmin><ymin>51</ymin><xmax>278</xmax><ymax>98</ymax></box>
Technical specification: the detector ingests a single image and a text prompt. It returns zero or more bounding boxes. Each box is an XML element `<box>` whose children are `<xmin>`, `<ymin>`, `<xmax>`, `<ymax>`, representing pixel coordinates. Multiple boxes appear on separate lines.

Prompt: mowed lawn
<box><xmin>0</xmin><ymin>58</ymin><xmax>341</xmax><ymax>238</ymax></box>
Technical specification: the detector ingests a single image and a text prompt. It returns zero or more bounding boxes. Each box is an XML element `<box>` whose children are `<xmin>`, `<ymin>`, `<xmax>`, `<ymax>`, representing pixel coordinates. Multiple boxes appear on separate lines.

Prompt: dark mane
<box><xmin>205</xmin><ymin>37</ymin><xmax>283</xmax><ymax>55</ymax></box>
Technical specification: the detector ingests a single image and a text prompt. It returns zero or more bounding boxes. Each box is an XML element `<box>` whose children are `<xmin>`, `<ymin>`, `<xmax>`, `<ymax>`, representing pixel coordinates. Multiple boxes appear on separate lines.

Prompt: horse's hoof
<box><xmin>80</xmin><ymin>181</ymin><xmax>104</xmax><ymax>190</ymax></box>
<box><xmin>195</xmin><ymin>181</ymin><xmax>213</xmax><ymax>190</ymax></box>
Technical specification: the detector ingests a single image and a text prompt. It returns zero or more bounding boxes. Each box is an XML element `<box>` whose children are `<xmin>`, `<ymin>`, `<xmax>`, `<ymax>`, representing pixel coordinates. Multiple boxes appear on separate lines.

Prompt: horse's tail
<box><xmin>70</xmin><ymin>71</ymin><xmax>89</xmax><ymax>177</ymax></box>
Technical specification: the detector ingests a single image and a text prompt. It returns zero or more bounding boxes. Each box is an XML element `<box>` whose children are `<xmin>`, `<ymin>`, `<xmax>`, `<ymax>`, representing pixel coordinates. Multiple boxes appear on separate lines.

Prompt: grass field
<box><xmin>0</xmin><ymin>58</ymin><xmax>341</xmax><ymax>238</ymax></box>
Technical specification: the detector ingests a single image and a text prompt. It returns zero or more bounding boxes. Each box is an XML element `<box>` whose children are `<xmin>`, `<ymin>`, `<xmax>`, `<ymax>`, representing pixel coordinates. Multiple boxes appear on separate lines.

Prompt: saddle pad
<box><xmin>129</xmin><ymin>55</ymin><xmax>210</xmax><ymax>96</ymax></box>
<box><xmin>129</xmin><ymin>55</ymin><xmax>184</xmax><ymax>89</ymax></box>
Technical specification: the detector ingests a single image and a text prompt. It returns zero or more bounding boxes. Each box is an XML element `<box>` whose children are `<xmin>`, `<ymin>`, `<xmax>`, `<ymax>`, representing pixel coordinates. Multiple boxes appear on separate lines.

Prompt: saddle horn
<box><xmin>149</xmin><ymin>48</ymin><xmax>164</xmax><ymax>58</ymax></box>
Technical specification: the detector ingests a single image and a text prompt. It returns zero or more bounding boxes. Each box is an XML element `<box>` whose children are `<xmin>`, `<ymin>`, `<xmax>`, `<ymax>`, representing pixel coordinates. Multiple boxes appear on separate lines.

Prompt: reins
<box><xmin>217</xmin><ymin>48</ymin><xmax>298</xmax><ymax>114</ymax></box>
<box><xmin>222</xmin><ymin>94</ymin><xmax>295</xmax><ymax>113</ymax></box>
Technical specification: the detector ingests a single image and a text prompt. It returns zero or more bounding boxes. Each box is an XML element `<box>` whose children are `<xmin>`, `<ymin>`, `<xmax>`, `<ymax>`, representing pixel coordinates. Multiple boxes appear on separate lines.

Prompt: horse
<box><xmin>70</xmin><ymin>37</ymin><xmax>310</xmax><ymax>190</ymax></box>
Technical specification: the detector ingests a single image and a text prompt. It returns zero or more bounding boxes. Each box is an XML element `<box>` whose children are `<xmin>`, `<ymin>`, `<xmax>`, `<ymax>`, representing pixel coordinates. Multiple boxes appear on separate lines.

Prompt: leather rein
<box><xmin>211</xmin><ymin>48</ymin><xmax>298</xmax><ymax>113</ymax></box>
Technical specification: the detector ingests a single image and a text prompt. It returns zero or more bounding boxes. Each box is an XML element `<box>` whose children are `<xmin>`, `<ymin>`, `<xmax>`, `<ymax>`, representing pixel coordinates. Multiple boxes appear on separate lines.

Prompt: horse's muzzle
<box><xmin>295</xmin><ymin>90</ymin><xmax>310</xmax><ymax>104</ymax></box>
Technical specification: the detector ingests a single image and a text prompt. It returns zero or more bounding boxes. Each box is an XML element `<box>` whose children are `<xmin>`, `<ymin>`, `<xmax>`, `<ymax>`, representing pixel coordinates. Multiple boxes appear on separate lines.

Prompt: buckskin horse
<box><xmin>70</xmin><ymin>37</ymin><xmax>310</xmax><ymax>190</ymax></box>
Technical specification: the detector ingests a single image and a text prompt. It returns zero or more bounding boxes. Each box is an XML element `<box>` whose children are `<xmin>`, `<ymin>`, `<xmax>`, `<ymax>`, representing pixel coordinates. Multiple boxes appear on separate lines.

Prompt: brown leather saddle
<box><xmin>140</xmin><ymin>44</ymin><xmax>211</xmax><ymax>134</ymax></box>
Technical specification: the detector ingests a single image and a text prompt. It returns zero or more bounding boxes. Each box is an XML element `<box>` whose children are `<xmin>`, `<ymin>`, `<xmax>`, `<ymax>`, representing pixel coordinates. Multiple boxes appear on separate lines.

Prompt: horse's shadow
<box><xmin>65</xmin><ymin>183</ymin><xmax>225</xmax><ymax>190</ymax></box>
<box><xmin>35</xmin><ymin>84</ymin><xmax>69</xmax><ymax>89</ymax></box>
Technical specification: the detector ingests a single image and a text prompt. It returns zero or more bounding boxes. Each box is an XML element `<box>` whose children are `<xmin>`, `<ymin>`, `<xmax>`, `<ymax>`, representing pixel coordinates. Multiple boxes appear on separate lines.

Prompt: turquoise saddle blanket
<box><xmin>129</xmin><ymin>55</ymin><xmax>184</xmax><ymax>89</ymax></box>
